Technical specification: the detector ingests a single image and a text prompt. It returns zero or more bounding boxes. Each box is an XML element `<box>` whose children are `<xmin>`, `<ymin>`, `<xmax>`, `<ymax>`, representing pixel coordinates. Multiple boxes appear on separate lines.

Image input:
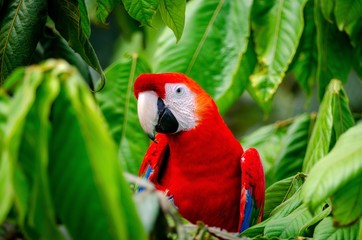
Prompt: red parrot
<box><xmin>134</xmin><ymin>73</ymin><xmax>265</xmax><ymax>232</ymax></box>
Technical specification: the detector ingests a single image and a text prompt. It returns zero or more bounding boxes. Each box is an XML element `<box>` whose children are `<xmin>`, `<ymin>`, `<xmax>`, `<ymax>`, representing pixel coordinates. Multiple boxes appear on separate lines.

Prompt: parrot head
<box><xmin>134</xmin><ymin>73</ymin><xmax>213</xmax><ymax>140</ymax></box>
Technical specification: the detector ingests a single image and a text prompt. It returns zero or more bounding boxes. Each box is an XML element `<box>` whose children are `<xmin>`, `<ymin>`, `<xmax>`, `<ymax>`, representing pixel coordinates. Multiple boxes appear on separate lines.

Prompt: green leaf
<box><xmin>159</xmin><ymin>0</ymin><xmax>186</xmax><ymax>42</ymax></box>
<box><xmin>96</xmin><ymin>0</ymin><xmax>121</xmax><ymax>23</ymax></box>
<box><xmin>303</xmin><ymin>80</ymin><xmax>354</xmax><ymax>173</ymax></box>
<box><xmin>110</xmin><ymin>33</ymin><xmax>144</xmax><ymax>63</ymax></box>
<box><xmin>250</xmin><ymin>0</ymin><xmax>307</xmax><ymax>104</ymax></box>
<box><xmin>263</xmin><ymin>173</ymin><xmax>306</xmax><ymax>220</ymax></box>
<box><xmin>122</xmin><ymin>0</ymin><xmax>159</xmax><ymax>26</ymax></box>
<box><xmin>269</xmin><ymin>187</ymin><xmax>304</xmax><ymax>219</ymax></box>
<box><xmin>264</xmin><ymin>204</ymin><xmax>313</xmax><ymax>238</ymax></box>
<box><xmin>96</xmin><ymin>54</ymin><xmax>151</xmax><ymax>175</ymax></box>
<box><xmin>155</xmin><ymin>0</ymin><xmax>253</xmax><ymax>114</ymax></box>
<box><xmin>303</xmin><ymin>123</ymin><xmax>362</xmax><ymax>215</ymax></box>
<box><xmin>48</xmin><ymin>59</ymin><xmax>146</xmax><ymax>240</ymax></box>
<box><xmin>299</xmin><ymin>206</ymin><xmax>331</xmax><ymax>237</ymax></box>
<box><xmin>0</xmin><ymin>0</ymin><xmax>47</xmax><ymax>84</ymax></box>
<box><xmin>1</xmin><ymin>68</ymin><xmax>44</xmax><ymax>228</ymax></box>
<box><xmin>354</xmin><ymin>45</ymin><xmax>362</xmax><ymax>78</ymax></box>
<box><xmin>40</xmin><ymin>26</ymin><xmax>94</xmax><ymax>89</ymax></box>
<box><xmin>331</xmin><ymin>81</ymin><xmax>355</xmax><ymax>141</ymax></box>
<box><xmin>273</xmin><ymin>114</ymin><xmax>312</xmax><ymax>181</ymax></box>
<box><xmin>331</xmin><ymin>174</ymin><xmax>362</xmax><ymax>226</ymax></box>
<box><xmin>0</xmin><ymin>70</ymin><xmax>30</xmax><ymax>227</ymax></box>
<box><xmin>291</xmin><ymin>0</ymin><xmax>317</xmax><ymax>95</ymax></box>
<box><xmin>48</xmin><ymin>0</ymin><xmax>105</xmax><ymax>90</ymax></box>
<box><xmin>320</xmin><ymin>0</ymin><xmax>335</xmax><ymax>22</ymax></box>
<box><xmin>79</xmin><ymin>0</ymin><xmax>91</xmax><ymax>36</ymax></box>
<box><xmin>18</xmin><ymin>69</ymin><xmax>63</xmax><ymax>239</ymax></box>
<box><xmin>0</xmin><ymin>89</ymin><xmax>9</xmax><ymax>142</ymax></box>
<box><xmin>313</xmin><ymin>217</ymin><xmax>360</xmax><ymax>239</ymax></box>
<box><xmin>262</xmin><ymin>188</ymin><xmax>319</xmax><ymax>238</ymax></box>
<box><xmin>241</xmin><ymin>122</ymin><xmax>287</xmax><ymax>186</ymax></box>
<box><xmin>232</xmin><ymin>38</ymin><xmax>258</xmax><ymax>106</ymax></box>
<box><xmin>315</xmin><ymin>0</ymin><xmax>353</xmax><ymax>100</ymax></box>
<box><xmin>334</xmin><ymin>0</ymin><xmax>362</xmax><ymax>46</ymax></box>
<box><xmin>0</xmin><ymin>91</ymin><xmax>12</xmax><ymax>223</ymax></box>
<box><xmin>240</xmin><ymin>218</ymin><xmax>269</xmax><ymax>237</ymax></box>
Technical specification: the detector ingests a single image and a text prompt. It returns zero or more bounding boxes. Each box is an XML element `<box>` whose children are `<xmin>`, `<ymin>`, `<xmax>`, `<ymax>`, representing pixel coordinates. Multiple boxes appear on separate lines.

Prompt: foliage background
<box><xmin>0</xmin><ymin>0</ymin><xmax>361</xmax><ymax>239</ymax></box>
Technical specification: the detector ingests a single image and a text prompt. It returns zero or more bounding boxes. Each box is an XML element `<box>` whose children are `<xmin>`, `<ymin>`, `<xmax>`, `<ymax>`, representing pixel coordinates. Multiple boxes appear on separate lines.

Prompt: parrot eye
<box><xmin>175</xmin><ymin>86</ymin><xmax>184</xmax><ymax>95</ymax></box>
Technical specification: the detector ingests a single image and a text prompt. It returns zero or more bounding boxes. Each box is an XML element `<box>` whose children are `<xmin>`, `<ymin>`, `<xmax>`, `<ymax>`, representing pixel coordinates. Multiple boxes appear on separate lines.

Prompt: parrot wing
<box><xmin>238</xmin><ymin>148</ymin><xmax>265</xmax><ymax>232</ymax></box>
<box><xmin>138</xmin><ymin>133</ymin><xmax>169</xmax><ymax>192</ymax></box>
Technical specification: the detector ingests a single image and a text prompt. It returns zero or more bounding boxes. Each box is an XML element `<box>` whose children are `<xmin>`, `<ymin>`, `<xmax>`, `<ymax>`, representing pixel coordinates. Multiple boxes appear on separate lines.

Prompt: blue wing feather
<box><xmin>138</xmin><ymin>165</ymin><xmax>153</xmax><ymax>192</ymax></box>
<box><xmin>240</xmin><ymin>189</ymin><xmax>253</xmax><ymax>231</ymax></box>
<box><xmin>238</xmin><ymin>148</ymin><xmax>265</xmax><ymax>233</ymax></box>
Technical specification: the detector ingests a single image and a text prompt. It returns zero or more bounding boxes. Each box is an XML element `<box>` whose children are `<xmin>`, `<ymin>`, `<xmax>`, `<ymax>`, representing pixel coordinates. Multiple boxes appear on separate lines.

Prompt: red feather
<box><xmin>136</xmin><ymin>73</ymin><xmax>265</xmax><ymax>232</ymax></box>
<box><xmin>239</xmin><ymin>148</ymin><xmax>265</xmax><ymax>232</ymax></box>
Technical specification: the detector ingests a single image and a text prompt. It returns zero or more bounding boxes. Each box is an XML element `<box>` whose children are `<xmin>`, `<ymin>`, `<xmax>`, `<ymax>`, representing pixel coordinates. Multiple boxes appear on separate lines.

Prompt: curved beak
<box><xmin>137</xmin><ymin>91</ymin><xmax>179</xmax><ymax>141</ymax></box>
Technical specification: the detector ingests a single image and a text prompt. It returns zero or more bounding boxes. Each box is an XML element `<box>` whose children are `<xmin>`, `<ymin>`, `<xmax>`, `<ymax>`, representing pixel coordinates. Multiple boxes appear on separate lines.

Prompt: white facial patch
<box><xmin>164</xmin><ymin>83</ymin><xmax>198</xmax><ymax>132</ymax></box>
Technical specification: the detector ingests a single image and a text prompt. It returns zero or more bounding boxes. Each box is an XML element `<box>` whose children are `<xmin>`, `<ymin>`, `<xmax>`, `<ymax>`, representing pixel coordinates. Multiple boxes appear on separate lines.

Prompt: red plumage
<box><xmin>135</xmin><ymin>73</ymin><xmax>265</xmax><ymax>232</ymax></box>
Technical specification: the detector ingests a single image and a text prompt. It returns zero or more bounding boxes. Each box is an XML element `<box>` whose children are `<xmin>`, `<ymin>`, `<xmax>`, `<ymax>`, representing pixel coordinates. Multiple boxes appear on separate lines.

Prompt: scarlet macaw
<box><xmin>134</xmin><ymin>73</ymin><xmax>265</xmax><ymax>232</ymax></box>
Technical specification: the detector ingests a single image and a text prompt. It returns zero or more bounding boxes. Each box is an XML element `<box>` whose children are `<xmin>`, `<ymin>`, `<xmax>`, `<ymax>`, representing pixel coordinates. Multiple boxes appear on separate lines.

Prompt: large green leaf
<box><xmin>320</xmin><ymin>0</ymin><xmax>335</xmax><ymax>22</ymax></box>
<box><xmin>0</xmin><ymin>0</ymin><xmax>47</xmax><ymax>84</ymax></box>
<box><xmin>313</xmin><ymin>217</ymin><xmax>360</xmax><ymax>239</ymax></box>
<box><xmin>263</xmin><ymin>186</ymin><xmax>325</xmax><ymax>238</ymax></box>
<box><xmin>17</xmin><ymin>70</ymin><xmax>63</xmax><ymax>239</ymax></box>
<box><xmin>232</xmin><ymin>38</ymin><xmax>258</xmax><ymax>106</ymax></box>
<box><xmin>48</xmin><ymin>0</ymin><xmax>105</xmax><ymax>90</ymax></box>
<box><xmin>0</xmin><ymin>149</ymin><xmax>12</xmax><ymax>225</ymax></box>
<box><xmin>303</xmin><ymin>80</ymin><xmax>354</xmax><ymax>173</ymax></box>
<box><xmin>334</xmin><ymin>0</ymin><xmax>362</xmax><ymax>46</ymax></box>
<box><xmin>122</xmin><ymin>0</ymin><xmax>159</xmax><ymax>26</ymax></box>
<box><xmin>331</xmin><ymin>82</ymin><xmax>355</xmax><ymax>144</ymax></box>
<box><xmin>0</xmin><ymin>90</ymin><xmax>11</xmax><ymax>224</ymax></box>
<box><xmin>269</xmin><ymin>187</ymin><xmax>304</xmax><ymax>219</ymax></box>
<box><xmin>0</xmin><ymin>89</ymin><xmax>9</xmax><ymax>143</ymax></box>
<box><xmin>96</xmin><ymin>54</ymin><xmax>151</xmax><ymax>175</ymax></box>
<box><xmin>263</xmin><ymin>173</ymin><xmax>306</xmax><ymax>220</ymax></box>
<box><xmin>315</xmin><ymin>0</ymin><xmax>353</xmax><ymax>100</ymax></box>
<box><xmin>245</xmin><ymin>188</ymin><xmax>308</xmax><ymax>237</ymax></box>
<box><xmin>273</xmin><ymin>114</ymin><xmax>312</xmax><ymax>181</ymax></box>
<box><xmin>40</xmin><ymin>26</ymin><xmax>94</xmax><ymax>89</ymax></box>
<box><xmin>303</xmin><ymin>123</ymin><xmax>362</xmax><ymax>216</ymax></box>
<box><xmin>332</xmin><ymin>175</ymin><xmax>362</xmax><ymax>226</ymax></box>
<box><xmin>96</xmin><ymin>0</ymin><xmax>121</xmax><ymax>23</ymax></box>
<box><xmin>354</xmin><ymin>45</ymin><xmax>362</xmax><ymax>79</ymax></box>
<box><xmin>299</xmin><ymin>206</ymin><xmax>331</xmax><ymax>237</ymax></box>
<box><xmin>47</xmin><ymin>60</ymin><xmax>146</xmax><ymax>240</ymax></box>
<box><xmin>250</xmin><ymin>0</ymin><xmax>307</xmax><ymax>105</ymax></box>
<box><xmin>155</xmin><ymin>0</ymin><xmax>253</xmax><ymax>114</ymax></box>
<box><xmin>1</xmin><ymin>68</ymin><xmax>43</xmax><ymax>229</ymax></box>
<box><xmin>291</xmin><ymin>0</ymin><xmax>317</xmax><ymax>95</ymax></box>
<box><xmin>159</xmin><ymin>0</ymin><xmax>186</xmax><ymax>41</ymax></box>
<box><xmin>264</xmin><ymin>204</ymin><xmax>313</xmax><ymax>238</ymax></box>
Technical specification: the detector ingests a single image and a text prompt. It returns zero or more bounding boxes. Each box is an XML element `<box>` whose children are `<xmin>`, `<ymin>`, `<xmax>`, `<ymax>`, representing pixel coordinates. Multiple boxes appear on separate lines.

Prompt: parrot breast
<box><xmin>157</xmin><ymin>108</ymin><xmax>243</xmax><ymax>232</ymax></box>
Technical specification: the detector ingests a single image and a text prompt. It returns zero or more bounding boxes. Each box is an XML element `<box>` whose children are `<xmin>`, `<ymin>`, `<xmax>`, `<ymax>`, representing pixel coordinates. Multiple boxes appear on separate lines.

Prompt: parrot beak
<box><xmin>137</xmin><ymin>91</ymin><xmax>179</xmax><ymax>141</ymax></box>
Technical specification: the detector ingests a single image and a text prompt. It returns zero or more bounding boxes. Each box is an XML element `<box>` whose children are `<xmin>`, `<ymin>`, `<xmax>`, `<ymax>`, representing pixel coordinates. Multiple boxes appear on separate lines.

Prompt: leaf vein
<box><xmin>0</xmin><ymin>0</ymin><xmax>23</xmax><ymax>80</ymax></box>
<box><xmin>119</xmin><ymin>53</ymin><xmax>138</xmax><ymax>147</ymax></box>
<box><xmin>186</xmin><ymin>0</ymin><xmax>225</xmax><ymax>74</ymax></box>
